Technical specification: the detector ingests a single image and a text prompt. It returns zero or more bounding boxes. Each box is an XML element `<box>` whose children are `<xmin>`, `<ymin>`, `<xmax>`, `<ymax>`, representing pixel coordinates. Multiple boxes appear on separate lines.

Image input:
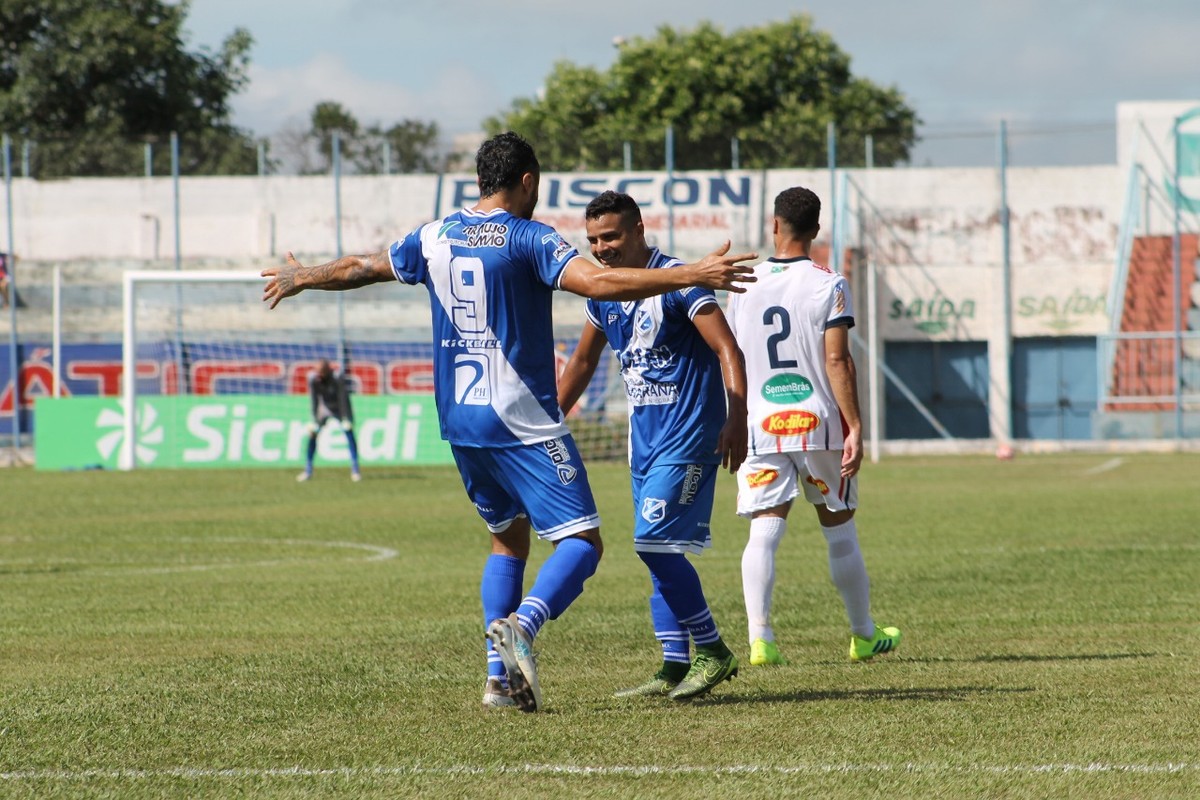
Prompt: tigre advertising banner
<box><xmin>34</xmin><ymin>395</ymin><xmax>451</xmax><ymax>471</ymax></box>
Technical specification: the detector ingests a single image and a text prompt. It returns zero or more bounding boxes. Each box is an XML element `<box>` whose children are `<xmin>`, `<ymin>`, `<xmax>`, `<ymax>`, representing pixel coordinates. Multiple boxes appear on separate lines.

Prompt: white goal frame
<box><xmin>121</xmin><ymin>270</ymin><xmax>264</xmax><ymax>470</ymax></box>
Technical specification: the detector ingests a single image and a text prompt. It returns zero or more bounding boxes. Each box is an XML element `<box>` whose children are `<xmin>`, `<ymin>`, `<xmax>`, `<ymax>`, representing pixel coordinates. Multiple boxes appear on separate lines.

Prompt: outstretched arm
<box><xmin>692</xmin><ymin>304</ymin><xmax>748</xmax><ymax>473</ymax></box>
<box><xmin>262</xmin><ymin>251</ymin><xmax>394</xmax><ymax>309</ymax></box>
<box><xmin>824</xmin><ymin>324</ymin><xmax>863</xmax><ymax>478</ymax></box>
<box><xmin>558</xmin><ymin>241</ymin><xmax>757</xmax><ymax>301</ymax></box>
<box><xmin>557</xmin><ymin>324</ymin><xmax>609</xmax><ymax>416</ymax></box>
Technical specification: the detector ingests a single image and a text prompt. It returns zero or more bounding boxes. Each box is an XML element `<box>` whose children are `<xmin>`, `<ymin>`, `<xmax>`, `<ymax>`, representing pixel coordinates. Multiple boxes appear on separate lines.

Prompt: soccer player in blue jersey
<box><xmin>262</xmin><ymin>132</ymin><xmax>756</xmax><ymax>712</ymax></box>
<box><xmin>557</xmin><ymin>191</ymin><xmax>747</xmax><ymax>701</ymax></box>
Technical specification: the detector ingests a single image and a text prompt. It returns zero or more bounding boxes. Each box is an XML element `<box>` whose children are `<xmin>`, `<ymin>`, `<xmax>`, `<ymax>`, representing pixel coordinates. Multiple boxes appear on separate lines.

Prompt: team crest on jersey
<box><xmin>641</xmin><ymin>497</ymin><xmax>668</xmax><ymax>523</ymax></box>
<box><xmin>635</xmin><ymin>309</ymin><xmax>653</xmax><ymax>333</ymax></box>
<box><xmin>761</xmin><ymin>410</ymin><xmax>820</xmax><ymax>437</ymax></box>
<box><xmin>746</xmin><ymin>468</ymin><xmax>779</xmax><ymax>488</ymax></box>
<box><xmin>806</xmin><ymin>475</ymin><xmax>831</xmax><ymax>495</ymax></box>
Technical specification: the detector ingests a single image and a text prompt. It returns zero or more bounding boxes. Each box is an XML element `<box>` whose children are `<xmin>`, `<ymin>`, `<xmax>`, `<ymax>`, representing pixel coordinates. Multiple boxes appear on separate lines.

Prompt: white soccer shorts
<box><xmin>735</xmin><ymin>449</ymin><xmax>857</xmax><ymax>517</ymax></box>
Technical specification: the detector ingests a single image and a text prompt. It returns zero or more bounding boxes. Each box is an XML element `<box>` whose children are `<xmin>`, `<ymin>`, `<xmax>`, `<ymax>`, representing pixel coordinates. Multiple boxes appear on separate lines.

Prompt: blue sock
<box><xmin>515</xmin><ymin>537</ymin><xmax>599</xmax><ymax>640</ymax></box>
<box><xmin>482</xmin><ymin>554</ymin><xmax>525</xmax><ymax>681</ymax></box>
<box><xmin>304</xmin><ymin>435</ymin><xmax>317</xmax><ymax>473</ymax></box>
<box><xmin>649</xmin><ymin>581</ymin><xmax>690</xmax><ymax>667</ymax></box>
<box><xmin>638</xmin><ymin>551</ymin><xmax>721</xmax><ymax>647</ymax></box>
<box><xmin>344</xmin><ymin>430</ymin><xmax>360</xmax><ymax>471</ymax></box>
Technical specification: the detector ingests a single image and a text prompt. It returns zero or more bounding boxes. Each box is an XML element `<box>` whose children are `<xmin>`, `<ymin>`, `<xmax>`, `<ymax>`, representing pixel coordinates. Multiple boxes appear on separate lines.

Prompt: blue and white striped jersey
<box><xmin>584</xmin><ymin>249</ymin><xmax>724</xmax><ymax>471</ymax></box>
<box><xmin>388</xmin><ymin>207</ymin><xmax>578</xmax><ymax>447</ymax></box>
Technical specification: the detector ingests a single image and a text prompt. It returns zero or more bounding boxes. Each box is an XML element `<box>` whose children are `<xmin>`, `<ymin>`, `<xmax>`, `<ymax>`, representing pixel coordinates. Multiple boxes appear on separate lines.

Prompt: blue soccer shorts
<box><xmin>629</xmin><ymin>462</ymin><xmax>717</xmax><ymax>555</ymax></box>
<box><xmin>451</xmin><ymin>435</ymin><xmax>600</xmax><ymax>541</ymax></box>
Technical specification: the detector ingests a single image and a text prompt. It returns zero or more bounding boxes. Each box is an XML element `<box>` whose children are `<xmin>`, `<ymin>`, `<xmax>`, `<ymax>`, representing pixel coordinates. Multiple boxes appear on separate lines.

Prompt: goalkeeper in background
<box><xmin>297</xmin><ymin>358</ymin><xmax>362</xmax><ymax>482</ymax></box>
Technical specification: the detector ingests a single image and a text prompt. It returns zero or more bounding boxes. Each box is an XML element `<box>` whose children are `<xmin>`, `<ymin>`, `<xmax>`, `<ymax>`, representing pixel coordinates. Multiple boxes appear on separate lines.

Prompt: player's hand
<box><xmin>841</xmin><ymin>428</ymin><xmax>864</xmax><ymax>478</ymax></box>
<box><xmin>715</xmin><ymin>414</ymin><xmax>748</xmax><ymax>474</ymax></box>
<box><xmin>689</xmin><ymin>241</ymin><xmax>758</xmax><ymax>293</ymax></box>
<box><xmin>262</xmin><ymin>252</ymin><xmax>305</xmax><ymax>309</ymax></box>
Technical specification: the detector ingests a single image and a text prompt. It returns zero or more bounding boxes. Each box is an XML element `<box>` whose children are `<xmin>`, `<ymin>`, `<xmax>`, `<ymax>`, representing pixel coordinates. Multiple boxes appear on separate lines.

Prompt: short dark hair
<box><xmin>584</xmin><ymin>190</ymin><xmax>642</xmax><ymax>224</ymax></box>
<box><xmin>774</xmin><ymin>186</ymin><xmax>821</xmax><ymax>237</ymax></box>
<box><xmin>476</xmin><ymin>132</ymin><xmax>540</xmax><ymax>198</ymax></box>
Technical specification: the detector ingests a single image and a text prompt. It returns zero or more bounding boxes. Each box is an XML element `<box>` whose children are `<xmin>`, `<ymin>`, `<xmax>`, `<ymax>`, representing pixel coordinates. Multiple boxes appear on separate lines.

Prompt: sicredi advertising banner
<box><xmin>34</xmin><ymin>395</ymin><xmax>451</xmax><ymax>470</ymax></box>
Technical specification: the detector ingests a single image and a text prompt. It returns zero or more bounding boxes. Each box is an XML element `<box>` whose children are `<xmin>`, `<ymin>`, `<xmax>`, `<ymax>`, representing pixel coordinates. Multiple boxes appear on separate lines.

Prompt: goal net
<box><xmin>118</xmin><ymin>270</ymin><xmax>626</xmax><ymax>471</ymax></box>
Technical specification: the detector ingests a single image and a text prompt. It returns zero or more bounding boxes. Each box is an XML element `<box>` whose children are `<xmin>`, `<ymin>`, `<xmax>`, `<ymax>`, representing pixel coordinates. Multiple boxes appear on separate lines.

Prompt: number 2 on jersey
<box><xmin>763</xmin><ymin>306</ymin><xmax>798</xmax><ymax>369</ymax></box>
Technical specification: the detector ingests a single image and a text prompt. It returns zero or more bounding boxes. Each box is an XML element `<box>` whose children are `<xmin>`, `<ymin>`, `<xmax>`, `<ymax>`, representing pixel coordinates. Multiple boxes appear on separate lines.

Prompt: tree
<box><xmin>0</xmin><ymin>0</ymin><xmax>257</xmax><ymax>177</ymax></box>
<box><xmin>295</xmin><ymin>102</ymin><xmax>441</xmax><ymax>175</ymax></box>
<box><xmin>486</xmin><ymin>15</ymin><xmax>919</xmax><ymax>170</ymax></box>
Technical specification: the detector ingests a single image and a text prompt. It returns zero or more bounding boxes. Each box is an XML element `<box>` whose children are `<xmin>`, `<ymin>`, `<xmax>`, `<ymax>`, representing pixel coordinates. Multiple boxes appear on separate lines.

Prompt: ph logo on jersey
<box><xmin>544</xmin><ymin>437</ymin><xmax>578</xmax><ymax>485</ymax></box>
<box><xmin>762</xmin><ymin>410</ymin><xmax>820</xmax><ymax>437</ymax></box>
<box><xmin>641</xmin><ymin>497</ymin><xmax>667</xmax><ymax>523</ymax></box>
<box><xmin>454</xmin><ymin>354</ymin><xmax>490</xmax><ymax>405</ymax></box>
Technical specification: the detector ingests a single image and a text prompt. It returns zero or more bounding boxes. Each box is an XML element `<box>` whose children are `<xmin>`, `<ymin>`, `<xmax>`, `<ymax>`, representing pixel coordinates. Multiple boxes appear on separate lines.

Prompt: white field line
<box><xmin>0</xmin><ymin>538</ymin><xmax>398</xmax><ymax>576</ymax></box>
<box><xmin>2</xmin><ymin>762</ymin><xmax>1197</xmax><ymax>781</ymax></box>
<box><xmin>1083</xmin><ymin>457</ymin><xmax>1125</xmax><ymax>475</ymax></box>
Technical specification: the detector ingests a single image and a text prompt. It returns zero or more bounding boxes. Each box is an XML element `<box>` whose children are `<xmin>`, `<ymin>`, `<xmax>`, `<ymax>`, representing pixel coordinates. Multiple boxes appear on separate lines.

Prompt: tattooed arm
<box><xmin>262</xmin><ymin>251</ymin><xmax>394</xmax><ymax>309</ymax></box>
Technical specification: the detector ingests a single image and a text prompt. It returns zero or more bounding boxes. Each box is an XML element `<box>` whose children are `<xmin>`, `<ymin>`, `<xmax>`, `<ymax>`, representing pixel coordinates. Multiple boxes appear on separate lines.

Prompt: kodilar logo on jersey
<box><xmin>762</xmin><ymin>374</ymin><xmax>813</xmax><ymax>404</ymax></box>
<box><xmin>544</xmin><ymin>437</ymin><xmax>578</xmax><ymax>484</ymax></box>
<box><xmin>762</xmin><ymin>410</ymin><xmax>820</xmax><ymax>437</ymax></box>
<box><xmin>641</xmin><ymin>497</ymin><xmax>667</xmax><ymax>523</ymax></box>
<box><xmin>678</xmin><ymin>464</ymin><xmax>703</xmax><ymax>505</ymax></box>
<box><xmin>541</xmin><ymin>232</ymin><xmax>574</xmax><ymax>262</ymax></box>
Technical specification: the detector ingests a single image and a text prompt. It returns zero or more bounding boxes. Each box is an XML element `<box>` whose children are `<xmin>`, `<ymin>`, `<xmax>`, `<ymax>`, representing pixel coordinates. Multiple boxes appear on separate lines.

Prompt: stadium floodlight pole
<box><xmin>866</xmin><ymin>134</ymin><xmax>874</xmax><ymax>170</ymax></box>
<box><xmin>623</xmin><ymin>141</ymin><xmax>632</xmax><ymax>172</ymax></box>
<box><xmin>144</xmin><ymin>141</ymin><xmax>153</xmax><ymax>177</ymax></box>
<box><xmin>3</xmin><ymin>133</ymin><xmax>20</xmax><ymax>450</ymax></box>
<box><xmin>731</xmin><ymin>137</ymin><xmax>739</xmax><ymax>171</ymax></box>
<box><xmin>333</xmin><ymin>130</ymin><xmax>347</xmax><ymax>368</ymax></box>
<box><xmin>867</xmin><ymin>256</ymin><xmax>881</xmax><ymax>463</ymax></box>
<box><xmin>665</xmin><ymin>125</ymin><xmax>675</xmax><ymax>256</ymax></box>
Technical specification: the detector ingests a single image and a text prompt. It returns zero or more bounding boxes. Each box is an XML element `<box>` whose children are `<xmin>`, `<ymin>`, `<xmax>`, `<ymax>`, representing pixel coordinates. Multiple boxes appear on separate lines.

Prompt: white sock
<box><xmin>742</xmin><ymin>516</ymin><xmax>787</xmax><ymax>643</ymax></box>
<box><xmin>822</xmin><ymin>519</ymin><xmax>875</xmax><ymax>639</ymax></box>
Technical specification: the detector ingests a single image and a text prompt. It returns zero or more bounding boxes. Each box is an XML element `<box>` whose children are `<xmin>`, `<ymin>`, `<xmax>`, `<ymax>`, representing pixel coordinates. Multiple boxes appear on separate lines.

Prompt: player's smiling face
<box><xmin>585</xmin><ymin>212</ymin><xmax>645</xmax><ymax>267</ymax></box>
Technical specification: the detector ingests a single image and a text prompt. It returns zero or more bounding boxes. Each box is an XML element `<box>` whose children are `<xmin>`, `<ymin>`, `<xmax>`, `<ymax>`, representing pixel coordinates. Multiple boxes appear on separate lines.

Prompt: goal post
<box><xmin>117</xmin><ymin>270</ymin><xmax>624</xmax><ymax>471</ymax></box>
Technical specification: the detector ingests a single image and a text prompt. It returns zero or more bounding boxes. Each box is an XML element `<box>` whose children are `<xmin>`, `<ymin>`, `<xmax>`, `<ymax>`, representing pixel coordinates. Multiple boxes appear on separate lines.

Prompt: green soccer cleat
<box><xmin>668</xmin><ymin>647</ymin><xmax>738</xmax><ymax>701</ymax></box>
<box><xmin>613</xmin><ymin>664</ymin><xmax>689</xmax><ymax>698</ymax></box>
<box><xmin>749</xmin><ymin>638</ymin><xmax>787</xmax><ymax>666</ymax></box>
<box><xmin>849</xmin><ymin>625</ymin><xmax>902</xmax><ymax>662</ymax></box>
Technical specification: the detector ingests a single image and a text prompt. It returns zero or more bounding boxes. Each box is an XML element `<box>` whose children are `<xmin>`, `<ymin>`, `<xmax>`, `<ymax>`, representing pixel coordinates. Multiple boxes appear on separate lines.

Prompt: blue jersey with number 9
<box><xmin>388</xmin><ymin>208</ymin><xmax>578</xmax><ymax>447</ymax></box>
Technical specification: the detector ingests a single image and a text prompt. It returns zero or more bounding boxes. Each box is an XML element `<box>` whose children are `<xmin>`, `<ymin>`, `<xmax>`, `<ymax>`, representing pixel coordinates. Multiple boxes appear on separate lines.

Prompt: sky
<box><xmin>182</xmin><ymin>0</ymin><xmax>1200</xmax><ymax>167</ymax></box>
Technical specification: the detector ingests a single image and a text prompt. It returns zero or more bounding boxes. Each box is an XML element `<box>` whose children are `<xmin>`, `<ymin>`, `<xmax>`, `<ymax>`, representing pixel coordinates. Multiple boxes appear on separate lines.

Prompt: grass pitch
<box><xmin>1</xmin><ymin>453</ymin><xmax>1198</xmax><ymax>798</ymax></box>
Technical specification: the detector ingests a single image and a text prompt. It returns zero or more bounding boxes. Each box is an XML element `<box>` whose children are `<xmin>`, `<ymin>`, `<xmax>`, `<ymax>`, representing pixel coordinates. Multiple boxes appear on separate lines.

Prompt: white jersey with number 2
<box><xmin>725</xmin><ymin>256</ymin><xmax>853</xmax><ymax>454</ymax></box>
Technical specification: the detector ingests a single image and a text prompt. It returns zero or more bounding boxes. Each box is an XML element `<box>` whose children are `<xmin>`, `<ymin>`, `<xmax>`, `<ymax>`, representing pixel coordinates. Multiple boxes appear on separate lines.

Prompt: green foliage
<box><xmin>487</xmin><ymin>16</ymin><xmax>919</xmax><ymax>171</ymax></box>
<box><xmin>0</xmin><ymin>0</ymin><xmax>257</xmax><ymax>176</ymax></box>
<box><xmin>1</xmin><ymin>454</ymin><xmax>1198</xmax><ymax>798</ymax></box>
<box><xmin>298</xmin><ymin>101</ymin><xmax>440</xmax><ymax>175</ymax></box>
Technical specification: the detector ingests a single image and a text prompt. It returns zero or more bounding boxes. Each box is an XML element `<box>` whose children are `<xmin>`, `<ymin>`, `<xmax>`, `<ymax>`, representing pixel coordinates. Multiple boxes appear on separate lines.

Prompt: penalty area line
<box><xmin>3</xmin><ymin>762</ymin><xmax>1197</xmax><ymax>781</ymax></box>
